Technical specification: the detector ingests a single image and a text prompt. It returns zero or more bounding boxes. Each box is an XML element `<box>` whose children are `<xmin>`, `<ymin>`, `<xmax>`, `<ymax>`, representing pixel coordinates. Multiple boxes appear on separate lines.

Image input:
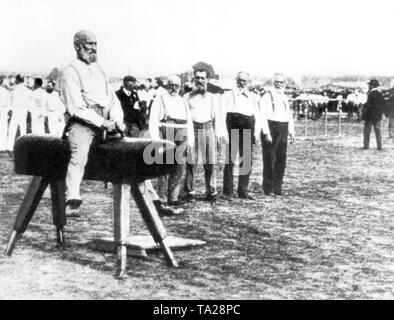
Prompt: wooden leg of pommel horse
<box><xmin>4</xmin><ymin>176</ymin><xmax>49</xmax><ymax>256</ymax></box>
<box><xmin>49</xmin><ymin>180</ymin><xmax>67</xmax><ymax>246</ymax></box>
<box><xmin>113</xmin><ymin>183</ymin><xmax>131</xmax><ymax>279</ymax></box>
<box><xmin>130</xmin><ymin>181</ymin><xmax>179</xmax><ymax>268</ymax></box>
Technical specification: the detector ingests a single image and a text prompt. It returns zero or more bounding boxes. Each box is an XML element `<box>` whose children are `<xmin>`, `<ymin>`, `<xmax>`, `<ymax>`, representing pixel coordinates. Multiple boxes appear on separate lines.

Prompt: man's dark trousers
<box><xmin>261</xmin><ymin>120</ymin><xmax>289</xmax><ymax>195</ymax></box>
<box><xmin>223</xmin><ymin>112</ymin><xmax>254</xmax><ymax>197</ymax></box>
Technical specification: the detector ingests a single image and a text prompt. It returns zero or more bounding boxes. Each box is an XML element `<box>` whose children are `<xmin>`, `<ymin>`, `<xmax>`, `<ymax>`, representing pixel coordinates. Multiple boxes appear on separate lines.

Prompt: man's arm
<box><xmin>148</xmin><ymin>98</ymin><xmax>163</xmax><ymax>140</ymax></box>
<box><xmin>258</xmin><ymin>93</ymin><xmax>271</xmax><ymax>139</ymax></box>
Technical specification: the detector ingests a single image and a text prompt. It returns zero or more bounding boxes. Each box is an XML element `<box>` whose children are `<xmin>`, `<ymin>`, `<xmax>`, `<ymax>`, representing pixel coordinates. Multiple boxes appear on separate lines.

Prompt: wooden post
<box><xmin>338</xmin><ymin>101</ymin><xmax>342</xmax><ymax>137</ymax></box>
<box><xmin>4</xmin><ymin>176</ymin><xmax>49</xmax><ymax>256</ymax></box>
<box><xmin>50</xmin><ymin>180</ymin><xmax>67</xmax><ymax>246</ymax></box>
<box><xmin>324</xmin><ymin>106</ymin><xmax>328</xmax><ymax>136</ymax></box>
<box><xmin>130</xmin><ymin>181</ymin><xmax>179</xmax><ymax>268</ymax></box>
<box><xmin>113</xmin><ymin>183</ymin><xmax>131</xmax><ymax>279</ymax></box>
<box><xmin>304</xmin><ymin>104</ymin><xmax>308</xmax><ymax>138</ymax></box>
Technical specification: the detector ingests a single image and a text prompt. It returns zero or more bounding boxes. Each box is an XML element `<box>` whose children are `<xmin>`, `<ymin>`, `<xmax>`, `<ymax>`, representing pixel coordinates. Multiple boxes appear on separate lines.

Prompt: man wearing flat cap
<box><xmin>362</xmin><ymin>79</ymin><xmax>384</xmax><ymax>150</ymax></box>
<box><xmin>59</xmin><ymin>30</ymin><xmax>125</xmax><ymax>210</ymax></box>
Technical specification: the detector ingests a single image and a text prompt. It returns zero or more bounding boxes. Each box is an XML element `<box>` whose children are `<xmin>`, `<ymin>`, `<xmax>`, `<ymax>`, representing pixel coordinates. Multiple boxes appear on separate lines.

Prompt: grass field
<box><xmin>0</xmin><ymin>119</ymin><xmax>393</xmax><ymax>299</ymax></box>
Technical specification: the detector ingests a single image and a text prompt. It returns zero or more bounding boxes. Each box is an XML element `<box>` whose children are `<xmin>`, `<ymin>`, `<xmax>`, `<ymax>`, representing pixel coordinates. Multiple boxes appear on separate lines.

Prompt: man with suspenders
<box><xmin>59</xmin><ymin>30</ymin><xmax>125</xmax><ymax>210</ymax></box>
<box><xmin>149</xmin><ymin>74</ymin><xmax>194</xmax><ymax>207</ymax></box>
<box><xmin>221</xmin><ymin>71</ymin><xmax>261</xmax><ymax>200</ymax></box>
<box><xmin>258</xmin><ymin>73</ymin><xmax>295</xmax><ymax>196</ymax></box>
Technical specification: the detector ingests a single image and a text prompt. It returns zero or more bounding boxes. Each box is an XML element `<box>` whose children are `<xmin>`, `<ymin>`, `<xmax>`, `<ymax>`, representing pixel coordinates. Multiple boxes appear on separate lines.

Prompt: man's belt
<box><xmin>159</xmin><ymin>118</ymin><xmax>188</xmax><ymax>128</ymax></box>
<box><xmin>192</xmin><ymin>120</ymin><xmax>213</xmax><ymax>128</ymax></box>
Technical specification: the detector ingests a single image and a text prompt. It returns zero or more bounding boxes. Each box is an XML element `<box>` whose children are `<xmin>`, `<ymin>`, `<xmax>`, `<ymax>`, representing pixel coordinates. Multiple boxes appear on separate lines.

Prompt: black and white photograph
<box><xmin>0</xmin><ymin>0</ymin><xmax>393</xmax><ymax>301</ymax></box>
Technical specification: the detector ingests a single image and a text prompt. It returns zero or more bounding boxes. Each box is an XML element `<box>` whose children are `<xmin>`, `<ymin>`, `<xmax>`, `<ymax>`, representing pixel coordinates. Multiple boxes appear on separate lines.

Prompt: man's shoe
<box><xmin>238</xmin><ymin>193</ymin><xmax>255</xmax><ymax>200</ymax></box>
<box><xmin>206</xmin><ymin>194</ymin><xmax>218</xmax><ymax>203</ymax></box>
<box><xmin>263</xmin><ymin>188</ymin><xmax>272</xmax><ymax>196</ymax></box>
<box><xmin>168</xmin><ymin>200</ymin><xmax>185</xmax><ymax>206</ymax></box>
<box><xmin>184</xmin><ymin>193</ymin><xmax>196</xmax><ymax>202</ymax></box>
<box><xmin>66</xmin><ymin>199</ymin><xmax>82</xmax><ymax>210</ymax></box>
<box><xmin>158</xmin><ymin>205</ymin><xmax>176</xmax><ymax>217</ymax></box>
<box><xmin>220</xmin><ymin>194</ymin><xmax>233</xmax><ymax>201</ymax></box>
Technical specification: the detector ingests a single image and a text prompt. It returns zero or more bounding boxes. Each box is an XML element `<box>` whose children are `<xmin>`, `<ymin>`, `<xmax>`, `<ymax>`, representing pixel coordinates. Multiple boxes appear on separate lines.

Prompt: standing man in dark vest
<box><xmin>258</xmin><ymin>73</ymin><xmax>295</xmax><ymax>196</ymax></box>
<box><xmin>362</xmin><ymin>79</ymin><xmax>384</xmax><ymax>150</ymax></box>
<box><xmin>115</xmin><ymin>75</ymin><xmax>141</xmax><ymax>137</ymax></box>
<box><xmin>221</xmin><ymin>71</ymin><xmax>261</xmax><ymax>200</ymax></box>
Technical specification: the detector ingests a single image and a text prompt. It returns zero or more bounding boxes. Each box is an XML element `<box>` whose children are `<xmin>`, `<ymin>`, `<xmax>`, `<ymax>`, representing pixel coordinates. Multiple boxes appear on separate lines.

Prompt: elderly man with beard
<box><xmin>258</xmin><ymin>73</ymin><xmax>295</xmax><ymax>196</ymax></box>
<box><xmin>59</xmin><ymin>30</ymin><xmax>125</xmax><ymax>210</ymax></box>
<box><xmin>182</xmin><ymin>68</ymin><xmax>225</xmax><ymax>202</ymax></box>
<box><xmin>221</xmin><ymin>71</ymin><xmax>261</xmax><ymax>200</ymax></box>
<box><xmin>149</xmin><ymin>74</ymin><xmax>194</xmax><ymax>207</ymax></box>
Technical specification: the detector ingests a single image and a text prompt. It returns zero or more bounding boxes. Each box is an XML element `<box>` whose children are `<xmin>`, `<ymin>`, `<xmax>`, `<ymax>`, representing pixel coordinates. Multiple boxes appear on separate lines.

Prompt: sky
<box><xmin>1</xmin><ymin>0</ymin><xmax>394</xmax><ymax>80</ymax></box>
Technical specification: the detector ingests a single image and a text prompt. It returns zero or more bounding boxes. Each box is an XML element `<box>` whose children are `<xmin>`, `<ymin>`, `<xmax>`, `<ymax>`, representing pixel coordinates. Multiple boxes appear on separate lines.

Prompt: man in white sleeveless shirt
<box><xmin>59</xmin><ymin>30</ymin><xmax>124</xmax><ymax>210</ymax></box>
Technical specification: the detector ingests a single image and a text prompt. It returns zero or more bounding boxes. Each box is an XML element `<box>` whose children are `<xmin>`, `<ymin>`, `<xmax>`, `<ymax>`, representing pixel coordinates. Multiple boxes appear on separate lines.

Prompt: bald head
<box><xmin>167</xmin><ymin>74</ymin><xmax>181</xmax><ymax>96</ymax></box>
<box><xmin>73</xmin><ymin>30</ymin><xmax>98</xmax><ymax>64</ymax></box>
<box><xmin>74</xmin><ymin>30</ymin><xmax>97</xmax><ymax>47</ymax></box>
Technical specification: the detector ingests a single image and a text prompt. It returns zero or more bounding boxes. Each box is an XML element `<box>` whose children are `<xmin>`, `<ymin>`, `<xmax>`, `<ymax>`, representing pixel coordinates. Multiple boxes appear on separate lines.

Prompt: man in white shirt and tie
<box><xmin>221</xmin><ymin>71</ymin><xmax>261</xmax><ymax>200</ymax></box>
<box><xmin>183</xmin><ymin>68</ymin><xmax>224</xmax><ymax>202</ymax></box>
<box><xmin>149</xmin><ymin>74</ymin><xmax>194</xmax><ymax>206</ymax></box>
<box><xmin>258</xmin><ymin>73</ymin><xmax>295</xmax><ymax>196</ymax></box>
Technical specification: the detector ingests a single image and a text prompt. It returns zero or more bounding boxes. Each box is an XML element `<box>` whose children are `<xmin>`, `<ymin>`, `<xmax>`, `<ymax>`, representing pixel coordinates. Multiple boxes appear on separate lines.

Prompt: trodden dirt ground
<box><xmin>0</xmin><ymin>118</ymin><xmax>393</xmax><ymax>299</ymax></box>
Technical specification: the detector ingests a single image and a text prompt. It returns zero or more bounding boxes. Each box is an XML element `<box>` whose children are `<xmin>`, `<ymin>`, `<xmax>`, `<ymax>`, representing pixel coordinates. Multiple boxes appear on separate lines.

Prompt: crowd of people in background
<box><xmin>1</xmin><ymin>33</ymin><xmax>394</xmax><ymax>216</ymax></box>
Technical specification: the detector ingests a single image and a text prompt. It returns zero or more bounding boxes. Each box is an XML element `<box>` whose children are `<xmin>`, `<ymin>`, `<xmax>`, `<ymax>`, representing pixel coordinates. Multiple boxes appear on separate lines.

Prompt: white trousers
<box><xmin>0</xmin><ymin>109</ymin><xmax>9</xmax><ymax>151</ymax></box>
<box><xmin>7</xmin><ymin>111</ymin><xmax>27</xmax><ymax>151</ymax></box>
<box><xmin>30</xmin><ymin>113</ymin><xmax>45</xmax><ymax>135</ymax></box>
<box><xmin>48</xmin><ymin>112</ymin><xmax>65</xmax><ymax>137</ymax></box>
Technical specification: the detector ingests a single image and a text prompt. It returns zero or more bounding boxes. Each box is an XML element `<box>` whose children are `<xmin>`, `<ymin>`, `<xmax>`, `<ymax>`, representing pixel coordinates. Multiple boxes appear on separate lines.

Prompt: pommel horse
<box><xmin>4</xmin><ymin>134</ymin><xmax>179</xmax><ymax>278</ymax></box>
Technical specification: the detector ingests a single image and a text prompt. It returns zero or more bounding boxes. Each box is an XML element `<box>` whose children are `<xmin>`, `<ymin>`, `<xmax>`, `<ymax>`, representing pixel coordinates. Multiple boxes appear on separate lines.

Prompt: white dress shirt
<box><xmin>0</xmin><ymin>87</ymin><xmax>10</xmax><ymax>111</ymax></box>
<box><xmin>221</xmin><ymin>88</ymin><xmax>261</xmax><ymax>137</ymax></box>
<box><xmin>259</xmin><ymin>88</ymin><xmax>295</xmax><ymax>136</ymax></box>
<box><xmin>59</xmin><ymin>59</ymin><xmax>123</xmax><ymax>128</ymax></box>
<box><xmin>10</xmin><ymin>83</ymin><xmax>31</xmax><ymax>115</ymax></box>
<box><xmin>149</xmin><ymin>93</ymin><xmax>194</xmax><ymax>142</ymax></box>
<box><xmin>47</xmin><ymin>91</ymin><xmax>66</xmax><ymax>113</ymax></box>
<box><xmin>30</xmin><ymin>88</ymin><xmax>48</xmax><ymax>118</ymax></box>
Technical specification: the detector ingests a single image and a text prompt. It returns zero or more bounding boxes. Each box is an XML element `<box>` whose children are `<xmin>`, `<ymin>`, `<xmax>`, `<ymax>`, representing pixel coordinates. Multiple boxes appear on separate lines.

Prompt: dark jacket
<box><xmin>363</xmin><ymin>89</ymin><xmax>384</xmax><ymax>122</ymax></box>
<box><xmin>115</xmin><ymin>87</ymin><xmax>140</xmax><ymax>124</ymax></box>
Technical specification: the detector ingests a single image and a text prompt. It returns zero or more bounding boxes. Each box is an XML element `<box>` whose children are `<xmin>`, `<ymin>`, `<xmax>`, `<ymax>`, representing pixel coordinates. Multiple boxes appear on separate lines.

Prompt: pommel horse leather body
<box><xmin>5</xmin><ymin>134</ymin><xmax>179</xmax><ymax>278</ymax></box>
